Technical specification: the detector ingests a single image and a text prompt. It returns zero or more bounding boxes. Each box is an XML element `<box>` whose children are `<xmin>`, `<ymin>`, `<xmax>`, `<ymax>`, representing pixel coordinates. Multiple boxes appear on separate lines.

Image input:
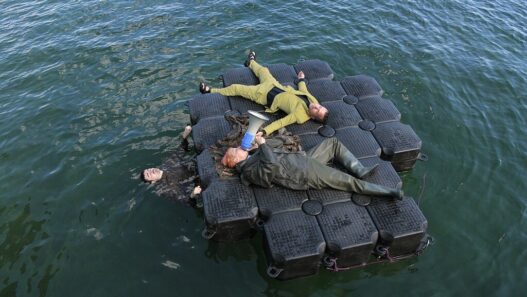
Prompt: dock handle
<box><xmin>415</xmin><ymin>234</ymin><xmax>434</xmax><ymax>256</ymax></box>
<box><xmin>266</xmin><ymin>266</ymin><xmax>283</xmax><ymax>278</ymax></box>
<box><xmin>374</xmin><ymin>246</ymin><xmax>389</xmax><ymax>258</ymax></box>
<box><xmin>201</xmin><ymin>227</ymin><xmax>216</xmax><ymax>240</ymax></box>
<box><xmin>255</xmin><ymin>218</ymin><xmax>265</xmax><ymax>229</ymax></box>
<box><xmin>418</xmin><ymin>153</ymin><xmax>428</xmax><ymax>161</ymax></box>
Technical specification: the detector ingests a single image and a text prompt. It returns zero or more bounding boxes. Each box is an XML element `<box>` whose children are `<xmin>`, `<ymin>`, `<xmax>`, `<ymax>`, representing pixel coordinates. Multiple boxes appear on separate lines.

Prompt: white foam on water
<box><xmin>86</xmin><ymin>228</ymin><xmax>104</xmax><ymax>240</ymax></box>
<box><xmin>161</xmin><ymin>260</ymin><xmax>181</xmax><ymax>270</ymax></box>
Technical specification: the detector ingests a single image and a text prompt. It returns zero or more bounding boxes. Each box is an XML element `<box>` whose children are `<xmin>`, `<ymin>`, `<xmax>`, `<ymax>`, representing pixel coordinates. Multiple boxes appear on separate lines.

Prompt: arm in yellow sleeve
<box><xmin>297</xmin><ymin>81</ymin><xmax>319</xmax><ymax>105</ymax></box>
<box><xmin>298</xmin><ymin>80</ymin><xmax>309</xmax><ymax>93</ymax></box>
<box><xmin>263</xmin><ymin>113</ymin><xmax>297</xmax><ymax>135</ymax></box>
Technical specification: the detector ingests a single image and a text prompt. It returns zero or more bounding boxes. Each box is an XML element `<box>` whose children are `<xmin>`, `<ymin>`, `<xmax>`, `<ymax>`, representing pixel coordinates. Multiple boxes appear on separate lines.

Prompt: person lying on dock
<box><xmin>221</xmin><ymin>132</ymin><xmax>404</xmax><ymax>200</ymax></box>
<box><xmin>141</xmin><ymin>126</ymin><xmax>202</xmax><ymax>204</ymax></box>
<box><xmin>199</xmin><ymin>51</ymin><xmax>329</xmax><ymax>136</ymax></box>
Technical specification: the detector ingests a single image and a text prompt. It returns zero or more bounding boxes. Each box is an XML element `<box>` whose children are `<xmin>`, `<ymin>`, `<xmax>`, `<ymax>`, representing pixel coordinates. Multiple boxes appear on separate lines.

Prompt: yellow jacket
<box><xmin>263</xmin><ymin>81</ymin><xmax>319</xmax><ymax>135</ymax></box>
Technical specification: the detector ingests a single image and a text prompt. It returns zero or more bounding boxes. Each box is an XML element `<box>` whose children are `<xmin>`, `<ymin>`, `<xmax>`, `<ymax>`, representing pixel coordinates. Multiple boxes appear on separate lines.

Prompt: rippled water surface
<box><xmin>1</xmin><ymin>1</ymin><xmax>526</xmax><ymax>296</ymax></box>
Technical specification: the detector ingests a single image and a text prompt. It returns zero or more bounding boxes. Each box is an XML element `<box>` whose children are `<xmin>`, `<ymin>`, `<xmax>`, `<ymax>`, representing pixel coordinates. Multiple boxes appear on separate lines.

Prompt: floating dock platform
<box><xmin>188</xmin><ymin>59</ymin><xmax>428</xmax><ymax>280</ymax></box>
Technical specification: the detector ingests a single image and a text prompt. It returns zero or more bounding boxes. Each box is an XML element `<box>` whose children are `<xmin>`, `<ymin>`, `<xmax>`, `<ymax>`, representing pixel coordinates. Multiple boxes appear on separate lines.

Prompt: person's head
<box><xmin>309</xmin><ymin>103</ymin><xmax>329</xmax><ymax>123</ymax></box>
<box><xmin>221</xmin><ymin>147</ymin><xmax>249</xmax><ymax>168</ymax></box>
<box><xmin>141</xmin><ymin>168</ymin><xmax>164</xmax><ymax>183</ymax></box>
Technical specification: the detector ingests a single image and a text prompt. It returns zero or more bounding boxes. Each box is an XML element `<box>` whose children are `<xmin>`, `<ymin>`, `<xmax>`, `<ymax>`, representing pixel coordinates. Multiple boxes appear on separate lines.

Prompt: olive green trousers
<box><xmin>306</xmin><ymin>138</ymin><xmax>398</xmax><ymax>197</ymax></box>
<box><xmin>210</xmin><ymin>61</ymin><xmax>277</xmax><ymax>105</ymax></box>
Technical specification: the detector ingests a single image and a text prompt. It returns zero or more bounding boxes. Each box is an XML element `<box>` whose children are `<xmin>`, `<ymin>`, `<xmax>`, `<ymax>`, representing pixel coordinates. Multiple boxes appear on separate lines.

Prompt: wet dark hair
<box><xmin>140</xmin><ymin>170</ymin><xmax>148</xmax><ymax>183</ymax></box>
<box><xmin>321</xmin><ymin>110</ymin><xmax>329</xmax><ymax>124</ymax></box>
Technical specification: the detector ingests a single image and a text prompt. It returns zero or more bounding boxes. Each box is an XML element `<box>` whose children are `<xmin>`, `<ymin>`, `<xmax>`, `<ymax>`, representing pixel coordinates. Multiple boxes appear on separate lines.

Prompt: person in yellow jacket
<box><xmin>199</xmin><ymin>51</ymin><xmax>329</xmax><ymax>136</ymax></box>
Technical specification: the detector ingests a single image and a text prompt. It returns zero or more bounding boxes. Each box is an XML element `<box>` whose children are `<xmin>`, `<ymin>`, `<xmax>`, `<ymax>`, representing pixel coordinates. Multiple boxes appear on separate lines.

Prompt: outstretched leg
<box><xmin>199</xmin><ymin>52</ymin><xmax>279</xmax><ymax>107</ymax></box>
<box><xmin>306</xmin><ymin>159</ymin><xmax>403</xmax><ymax>199</ymax></box>
<box><xmin>205</xmin><ymin>60</ymin><xmax>277</xmax><ymax>106</ymax></box>
<box><xmin>248</xmin><ymin>60</ymin><xmax>278</xmax><ymax>85</ymax></box>
<box><xmin>209</xmin><ymin>84</ymin><xmax>266</xmax><ymax>104</ymax></box>
<box><xmin>306</xmin><ymin>138</ymin><xmax>377</xmax><ymax>178</ymax></box>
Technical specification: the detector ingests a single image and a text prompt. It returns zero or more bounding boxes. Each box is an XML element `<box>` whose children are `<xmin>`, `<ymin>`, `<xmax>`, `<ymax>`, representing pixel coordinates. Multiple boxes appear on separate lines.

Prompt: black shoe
<box><xmin>244</xmin><ymin>50</ymin><xmax>256</xmax><ymax>67</ymax></box>
<box><xmin>199</xmin><ymin>82</ymin><xmax>210</xmax><ymax>94</ymax></box>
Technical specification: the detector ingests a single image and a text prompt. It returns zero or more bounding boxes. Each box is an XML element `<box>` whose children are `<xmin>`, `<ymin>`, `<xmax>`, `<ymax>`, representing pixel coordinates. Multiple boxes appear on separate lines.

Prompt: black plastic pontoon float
<box><xmin>188</xmin><ymin>59</ymin><xmax>428</xmax><ymax>280</ymax></box>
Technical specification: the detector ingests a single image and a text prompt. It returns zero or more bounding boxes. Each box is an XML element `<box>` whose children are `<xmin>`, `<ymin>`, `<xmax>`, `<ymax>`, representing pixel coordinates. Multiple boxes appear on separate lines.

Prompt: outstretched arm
<box><xmin>263</xmin><ymin>113</ymin><xmax>296</xmax><ymax>136</ymax></box>
<box><xmin>181</xmin><ymin>125</ymin><xmax>192</xmax><ymax>151</ymax></box>
<box><xmin>296</xmin><ymin>71</ymin><xmax>319</xmax><ymax>105</ymax></box>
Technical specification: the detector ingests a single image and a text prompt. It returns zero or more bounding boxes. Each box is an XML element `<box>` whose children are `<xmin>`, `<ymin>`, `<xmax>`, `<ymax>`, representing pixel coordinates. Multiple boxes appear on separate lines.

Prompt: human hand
<box><xmin>255</xmin><ymin>131</ymin><xmax>266</xmax><ymax>145</ymax></box>
<box><xmin>297</xmin><ymin>71</ymin><xmax>305</xmax><ymax>79</ymax></box>
<box><xmin>192</xmin><ymin>186</ymin><xmax>202</xmax><ymax>196</ymax></box>
<box><xmin>182</xmin><ymin>125</ymin><xmax>192</xmax><ymax>139</ymax></box>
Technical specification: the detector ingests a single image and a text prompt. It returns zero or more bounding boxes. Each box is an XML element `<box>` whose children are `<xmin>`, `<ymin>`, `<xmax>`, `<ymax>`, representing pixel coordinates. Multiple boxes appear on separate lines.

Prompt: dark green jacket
<box><xmin>236</xmin><ymin>143</ymin><xmax>309</xmax><ymax>190</ymax></box>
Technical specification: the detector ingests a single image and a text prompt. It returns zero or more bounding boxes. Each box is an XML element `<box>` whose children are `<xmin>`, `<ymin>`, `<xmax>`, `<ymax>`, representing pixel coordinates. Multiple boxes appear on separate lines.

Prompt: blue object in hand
<box><xmin>241</xmin><ymin>132</ymin><xmax>255</xmax><ymax>151</ymax></box>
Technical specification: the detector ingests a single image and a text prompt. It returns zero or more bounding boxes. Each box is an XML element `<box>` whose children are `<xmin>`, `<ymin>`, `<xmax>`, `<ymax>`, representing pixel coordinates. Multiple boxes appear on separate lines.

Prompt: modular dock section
<box><xmin>188</xmin><ymin>59</ymin><xmax>428</xmax><ymax>280</ymax></box>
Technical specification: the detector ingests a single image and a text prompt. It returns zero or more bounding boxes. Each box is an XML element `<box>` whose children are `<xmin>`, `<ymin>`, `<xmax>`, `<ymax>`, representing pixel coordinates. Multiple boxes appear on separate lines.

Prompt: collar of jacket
<box><xmin>236</xmin><ymin>159</ymin><xmax>247</xmax><ymax>173</ymax></box>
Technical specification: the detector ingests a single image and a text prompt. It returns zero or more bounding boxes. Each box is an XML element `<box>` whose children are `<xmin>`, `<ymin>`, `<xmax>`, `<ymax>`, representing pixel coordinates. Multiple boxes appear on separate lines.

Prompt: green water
<box><xmin>1</xmin><ymin>1</ymin><xmax>526</xmax><ymax>296</ymax></box>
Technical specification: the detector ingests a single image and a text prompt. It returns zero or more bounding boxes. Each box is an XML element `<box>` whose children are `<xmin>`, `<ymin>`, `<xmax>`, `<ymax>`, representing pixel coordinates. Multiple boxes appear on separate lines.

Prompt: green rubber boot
<box><xmin>360</xmin><ymin>182</ymin><xmax>404</xmax><ymax>200</ymax></box>
<box><xmin>342</xmin><ymin>152</ymin><xmax>379</xmax><ymax>178</ymax></box>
